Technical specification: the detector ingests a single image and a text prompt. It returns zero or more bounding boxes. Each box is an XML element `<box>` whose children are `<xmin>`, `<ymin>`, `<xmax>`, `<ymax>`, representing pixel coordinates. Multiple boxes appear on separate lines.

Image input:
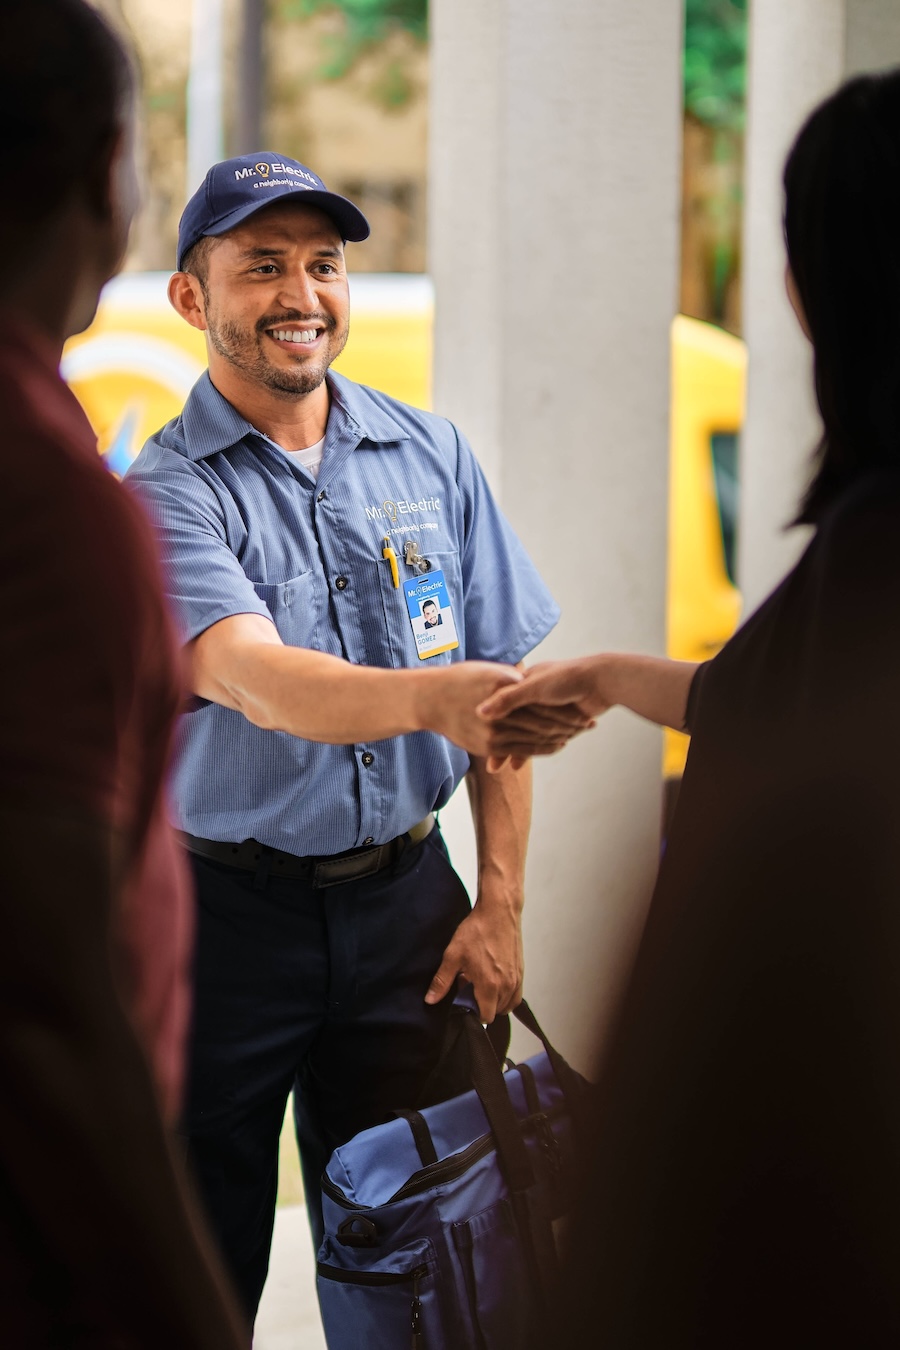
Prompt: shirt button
<box><xmin>363</xmin><ymin>836</ymin><xmax>374</xmax><ymax>845</ymax></box>
<box><xmin>361</xmin><ymin>751</ymin><xmax>375</xmax><ymax>767</ymax></box>
<box><xmin>335</xmin><ymin>576</ymin><xmax>349</xmax><ymax>591</ymax></box>
<box><xmin>317</xmin><ymin>490</ymin><xmax>326</xmax><ymax>502</ymax></box>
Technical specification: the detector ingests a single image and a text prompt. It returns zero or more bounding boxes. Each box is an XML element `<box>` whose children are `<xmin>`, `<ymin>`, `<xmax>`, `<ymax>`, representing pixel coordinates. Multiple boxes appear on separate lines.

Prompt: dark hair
<box><xmin>181</xmin><ymin>236</ymin><xmax>216</xmax><ymax>292</ymax></box>
<box><xmin>0</xmin><ymin>0</ymin><xmax>133</xmax><ymax>234</ymax></box>
<box><xmin>784</xmin><ymin>70</ymin><xmax>900</xmax><ymax>524</ymax></box>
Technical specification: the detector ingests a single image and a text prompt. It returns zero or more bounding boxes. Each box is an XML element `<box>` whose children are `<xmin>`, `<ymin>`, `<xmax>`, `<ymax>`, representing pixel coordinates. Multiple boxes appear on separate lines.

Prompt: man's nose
<box><xmin>278</xmin><ymin>268</ymin><xmax>319</xmax><ymax>313</ymax></box>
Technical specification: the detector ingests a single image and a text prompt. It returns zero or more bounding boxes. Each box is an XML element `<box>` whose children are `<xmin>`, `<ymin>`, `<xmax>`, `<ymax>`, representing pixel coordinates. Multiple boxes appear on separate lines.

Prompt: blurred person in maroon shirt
<box><xmin>0</xmin><ymin>1</ymin><xmax>248</xmax><ymax>1344</ymax></box>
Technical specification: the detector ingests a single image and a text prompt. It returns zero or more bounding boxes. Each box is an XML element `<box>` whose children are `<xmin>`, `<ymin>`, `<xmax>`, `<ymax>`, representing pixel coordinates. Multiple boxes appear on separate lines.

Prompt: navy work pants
<box><xmin>183</xmin><ymin>827</ymin><xmax>471</xmax><ymax>1322</ymax></box>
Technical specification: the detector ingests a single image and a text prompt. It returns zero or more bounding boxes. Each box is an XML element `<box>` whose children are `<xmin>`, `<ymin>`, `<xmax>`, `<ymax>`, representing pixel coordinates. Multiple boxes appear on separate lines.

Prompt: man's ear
<box><xmin>169</xmin><ymin>271</ymin><xmax>208</xmax><ymax>331</ymax></box>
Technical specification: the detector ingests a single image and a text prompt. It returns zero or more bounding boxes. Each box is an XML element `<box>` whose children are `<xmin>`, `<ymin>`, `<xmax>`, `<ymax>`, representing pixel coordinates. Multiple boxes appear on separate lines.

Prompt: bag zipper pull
<box><xmin>410</xmin><ymin>1266</ymin><xmax>425</xmax><ymax>1349</ymax></box>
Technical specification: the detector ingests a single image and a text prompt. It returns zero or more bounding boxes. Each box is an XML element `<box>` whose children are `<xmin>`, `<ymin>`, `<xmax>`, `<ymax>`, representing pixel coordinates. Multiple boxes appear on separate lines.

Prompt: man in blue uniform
<box><xmin>127</xmin><ymin>154</ymin><xmax>572</xmax><ymax>1323</ymax></box>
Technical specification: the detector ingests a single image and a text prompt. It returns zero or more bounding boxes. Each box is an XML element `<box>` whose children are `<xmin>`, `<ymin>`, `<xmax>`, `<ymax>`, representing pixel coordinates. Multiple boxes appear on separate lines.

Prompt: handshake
<box><xmin>427</xmin><ymin>656</ymin><xmax>613</xmax><ymax>768</ymax></box>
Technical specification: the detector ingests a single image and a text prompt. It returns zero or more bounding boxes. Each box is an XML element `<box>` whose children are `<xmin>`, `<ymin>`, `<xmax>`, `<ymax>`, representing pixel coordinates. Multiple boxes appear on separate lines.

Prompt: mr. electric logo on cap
<box><xmin>233</xmin><ymin>161</ymin><xmax>319</xmax><ymax>185</ymax></box>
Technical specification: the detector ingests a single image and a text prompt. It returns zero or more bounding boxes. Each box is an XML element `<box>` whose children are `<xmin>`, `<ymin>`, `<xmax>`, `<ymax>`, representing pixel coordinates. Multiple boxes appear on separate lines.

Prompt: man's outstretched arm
<box><xmin>191</xmin><ymin>612</ymin><xmax>594</xmax><ymax>760</ymax></box>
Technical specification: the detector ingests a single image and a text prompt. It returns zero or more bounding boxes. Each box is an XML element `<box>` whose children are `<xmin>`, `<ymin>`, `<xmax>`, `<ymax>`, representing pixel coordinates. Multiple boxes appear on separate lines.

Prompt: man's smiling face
<box><xmin>198</xmin><ymin>201</ymin><xmax>350</xmax><ymax>400</ymax></box>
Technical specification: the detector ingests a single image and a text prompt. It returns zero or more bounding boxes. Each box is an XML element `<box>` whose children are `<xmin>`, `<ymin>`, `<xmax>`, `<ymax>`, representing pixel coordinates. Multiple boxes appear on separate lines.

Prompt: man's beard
<box><xmin>206</xmin><ymin>307</ymin><xmax>348</xmax><ymax>399</ymax></box>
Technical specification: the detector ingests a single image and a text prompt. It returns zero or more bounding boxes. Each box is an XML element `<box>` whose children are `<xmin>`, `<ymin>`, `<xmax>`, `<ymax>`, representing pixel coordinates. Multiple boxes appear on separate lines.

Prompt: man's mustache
<box><xmin>256</xmin><ymin>311</ymin><xmax>336</xmax><ymax>333</ymax></box>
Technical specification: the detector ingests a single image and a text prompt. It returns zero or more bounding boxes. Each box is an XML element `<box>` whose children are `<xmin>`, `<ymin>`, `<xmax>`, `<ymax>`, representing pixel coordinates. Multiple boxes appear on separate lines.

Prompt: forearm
<box><xmin>424</xmin><ymin>758</ymin><xmax>531</xmax><ymax>1018</ymax></box>
<box><xmin>209</xmin><ymin>639</ymin><xmax>430</xmax><ymax>743</ymax></box>
<box><xmin>477</xmin><ymin>651</ymin><xmax>696</xmax><ymax>751</ymax></box>
<box><xmin>191</xmin><ymin>616</ymin><xmax>573</xmax><ymax>758</ymax></box>
<box><xmin>597</xmin><ymin>653</ymin><xmax>699</xmax><ymax>730</ymax></box>
<box><xmin>466</xmin><ymin>755</ymin><xmax>532</xmax><ymax>912</ymax></box>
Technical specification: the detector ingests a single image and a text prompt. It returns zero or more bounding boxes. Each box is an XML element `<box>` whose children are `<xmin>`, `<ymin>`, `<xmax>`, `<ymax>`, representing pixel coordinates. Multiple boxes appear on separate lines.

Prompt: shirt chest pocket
<box><xmin>252</xmin><ymin>571</ymin><xmax>319</xmax><ymax>649</ymax></box>
<box><xmin>364</xmin><ymin>548</ymin><xmax>464</xmax><ymax>670</ymax></box>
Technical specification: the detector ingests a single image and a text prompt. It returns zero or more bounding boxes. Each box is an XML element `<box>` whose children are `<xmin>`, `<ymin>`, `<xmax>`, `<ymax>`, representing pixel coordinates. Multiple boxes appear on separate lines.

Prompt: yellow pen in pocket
<box><xmin>382</xmin><ymin>537</ymin><xmax>400</xmax><ymax>588</ymax></box>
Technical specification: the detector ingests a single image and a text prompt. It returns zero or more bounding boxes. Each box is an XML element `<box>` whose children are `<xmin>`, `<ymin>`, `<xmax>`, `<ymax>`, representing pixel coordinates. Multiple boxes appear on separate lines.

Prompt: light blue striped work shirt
<box><xmin>127</xmin><ymin>370</ymin><xmax>559</xmax><ymax>855</ymax></box>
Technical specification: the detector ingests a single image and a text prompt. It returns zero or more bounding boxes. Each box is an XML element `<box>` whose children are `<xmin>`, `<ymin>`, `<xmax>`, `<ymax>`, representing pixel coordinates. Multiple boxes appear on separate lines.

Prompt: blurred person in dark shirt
<box><xmin>0</xmin><ymin>1</ymin><xmax>247</xmax><ymax>1343</ymax></box>
<box><xmin>484</xmin><ymin>70</ymin><xmax>900</xmax><ymax>1345</ymax></box>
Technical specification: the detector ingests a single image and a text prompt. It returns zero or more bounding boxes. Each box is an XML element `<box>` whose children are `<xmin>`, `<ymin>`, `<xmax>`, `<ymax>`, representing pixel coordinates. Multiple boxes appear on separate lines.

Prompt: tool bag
<box><xmin>315</xmin><ymin>998</ymin><xmax>589</xmax><ymax>1350</ymax></box>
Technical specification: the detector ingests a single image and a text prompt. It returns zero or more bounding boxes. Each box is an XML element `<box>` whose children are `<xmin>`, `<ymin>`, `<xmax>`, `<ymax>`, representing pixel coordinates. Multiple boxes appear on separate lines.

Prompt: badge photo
<box><xmin>402</xmin><ymin>571</ymin><xmax>459</xmax><ymax>659</ymax></box>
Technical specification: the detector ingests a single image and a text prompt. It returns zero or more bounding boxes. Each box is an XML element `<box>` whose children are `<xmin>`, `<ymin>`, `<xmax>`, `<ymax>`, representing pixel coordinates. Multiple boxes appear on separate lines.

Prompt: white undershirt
<box><xmin>278</xmin><ymin>435</ymin><xmax>326</xmax><ymax>481</ymax></box>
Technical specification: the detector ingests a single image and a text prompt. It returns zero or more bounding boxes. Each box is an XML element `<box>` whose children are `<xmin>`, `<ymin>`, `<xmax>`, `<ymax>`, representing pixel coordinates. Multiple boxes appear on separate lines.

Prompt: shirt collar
<box><xmin>180</xmin><ymin>368</ymin><xmax>411</xmax><ymax>463</ymax></box>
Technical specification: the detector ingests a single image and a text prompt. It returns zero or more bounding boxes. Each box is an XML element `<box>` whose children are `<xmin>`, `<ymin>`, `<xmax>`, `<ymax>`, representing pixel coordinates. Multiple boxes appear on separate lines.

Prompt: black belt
<box><xmin>179</xmin><ymin>813</ymin><xmax>435</xmax><ymax>889</ymax></box>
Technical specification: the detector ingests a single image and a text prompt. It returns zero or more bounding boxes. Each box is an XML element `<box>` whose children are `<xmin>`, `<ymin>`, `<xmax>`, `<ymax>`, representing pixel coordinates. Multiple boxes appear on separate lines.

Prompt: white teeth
<box><xmin>272</xmin><ymin>328</ymin><xmax>317</xmax><ymax>343</ymax></box>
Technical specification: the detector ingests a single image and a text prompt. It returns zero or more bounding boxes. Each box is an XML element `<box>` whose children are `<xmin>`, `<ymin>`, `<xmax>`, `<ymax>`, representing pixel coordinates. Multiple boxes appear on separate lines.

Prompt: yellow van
<box><xmin>664</xmin><ymin>315</ymin><xmax>745</xmax><ymax>779</ymax></box>
<box><xmin>63</xmin><ymin>278</ymin><xmax>745</xmax><ymax>782</ymax></box>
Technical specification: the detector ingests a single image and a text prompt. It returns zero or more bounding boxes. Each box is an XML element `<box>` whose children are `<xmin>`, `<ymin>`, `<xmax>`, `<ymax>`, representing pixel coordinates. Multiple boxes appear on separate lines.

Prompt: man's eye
<box><xmin>252</xmin><ymin>264</ymin><xmax>278</xmax><ymax>274</ymax></box>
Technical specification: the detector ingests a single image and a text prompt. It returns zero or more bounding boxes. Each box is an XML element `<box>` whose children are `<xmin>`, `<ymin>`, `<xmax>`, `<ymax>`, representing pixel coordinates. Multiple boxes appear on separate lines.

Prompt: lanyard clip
<box><xmin>403</xmin><ymin>540</ymin><xmax>432</xmax><ymax>573</ymax></box>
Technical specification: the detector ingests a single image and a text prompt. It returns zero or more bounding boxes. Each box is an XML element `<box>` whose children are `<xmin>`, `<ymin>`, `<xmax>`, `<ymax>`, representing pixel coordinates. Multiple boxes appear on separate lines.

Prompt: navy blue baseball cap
<box><xmin>177</xmin><ymin>152</ymin><xmax>370</xmax><ymax>270</ymax></box>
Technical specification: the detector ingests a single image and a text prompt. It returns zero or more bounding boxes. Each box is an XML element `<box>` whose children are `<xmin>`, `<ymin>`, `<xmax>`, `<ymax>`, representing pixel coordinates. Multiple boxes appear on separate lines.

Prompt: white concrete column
<box><xmin>845</xmin><ymin>0</ymin><xmax>900</xmax><ymax>76</ymax></box>
<box><xmin>430</xmin><ymin>0</ymin><xmax>683</xmax><ymax>1069</ymax></box>
<box><xmin>429</xmin><ymin>0</ymin><xmax>505</xmax><ymax>489</ymax></box>
<box><xmin>740</xmin><ymin>0</ymin><xmax>900</xmax><ymax>613</ymax></box>
<box><xmin>186</xmin><ymin>0</ymin><xmax>225</xmax><ymax>195</ymax></box>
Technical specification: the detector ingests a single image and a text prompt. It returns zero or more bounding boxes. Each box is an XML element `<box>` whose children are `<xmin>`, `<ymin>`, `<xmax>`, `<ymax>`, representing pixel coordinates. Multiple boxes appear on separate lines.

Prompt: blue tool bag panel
<box><xmin>316</xmin><ymin>998</ymin><xmax>590</xmax><ymax>1350</ymax></box>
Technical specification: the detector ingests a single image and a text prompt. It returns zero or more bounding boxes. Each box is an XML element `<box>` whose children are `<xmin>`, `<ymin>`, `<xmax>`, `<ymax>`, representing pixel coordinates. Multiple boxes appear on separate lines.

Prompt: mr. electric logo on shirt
<box><xmin>365</xmin><ymin>495</ymin><xmax>441</xmax><ymax>523</ymax></box>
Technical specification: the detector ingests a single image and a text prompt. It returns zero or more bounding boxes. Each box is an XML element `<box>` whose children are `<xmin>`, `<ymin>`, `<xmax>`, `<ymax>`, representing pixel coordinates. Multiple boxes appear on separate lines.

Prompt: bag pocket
<box><xmin>317</xmin><ymin>1237</ymin><xmax>449</xmax><ymax>1350</ymax></box>
<box><xmin>452</xmin><ymin>1199</ymin><xmax>540</xmax><ymax>1350</ymax></box>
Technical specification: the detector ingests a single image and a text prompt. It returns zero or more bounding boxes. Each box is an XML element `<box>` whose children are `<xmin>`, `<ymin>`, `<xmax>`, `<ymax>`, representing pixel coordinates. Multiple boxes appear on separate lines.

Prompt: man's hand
<box><xmin>424</xmin><ymin>904</ymin><xmax>524</xmax><ymax>1023</ymax></box>
<box><xmin>419</xmin><ymin>662</ymin><xmax>593</xmax><ymax>760</ymax></box>
<box><xmin>414</xmin><ymin>662</ymin><xmax>520</xmax><ymax>756</ymax></box>
<box><xmin>479</xmin><ymin>656</ymin><xmax>612</xmax><ymax>724</ymax></box>
<box><xmin>475</xmin><ymin>657</ymin><xmax>604</xmax><ymax>769</ymax></box>
<box><xmin>425</xmin><ymin>755</ymin><xmax>529</xmax><ymax>1022</ymax></box>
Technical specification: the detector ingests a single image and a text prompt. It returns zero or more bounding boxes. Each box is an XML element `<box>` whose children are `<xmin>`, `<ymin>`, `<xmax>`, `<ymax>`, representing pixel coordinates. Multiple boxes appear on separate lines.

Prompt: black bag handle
<box><xmin>512</xmin><ymin>999</ymin><xmax>587</xmax><ymax>1127</ymax></box>
<box><xmin>408</xmin><ymin>985</ymin><xmax>583</xmax><ymax>1195</ymax></box>
<box><xmin>459</xmin><ymin>1010</ymin><xmax>535</xmax><ymax>1194</ymax></box>
<box><xmin>414</xmin><ymin>989</ymin><xmax>510</xmax><ymax>1109</ymax></box>
<box><xmin>516</xmin><ymin>1059</ymin><xmax>542</xmax><ymax>1117</ymax></box>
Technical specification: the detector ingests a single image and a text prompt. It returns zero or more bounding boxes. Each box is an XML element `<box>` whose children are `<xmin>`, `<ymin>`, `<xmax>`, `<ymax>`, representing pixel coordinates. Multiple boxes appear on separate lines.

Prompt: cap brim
<box><xmin>179</xmin><ymin>188</ymin><xmax>370</xmax><ymax>269</ymax></box>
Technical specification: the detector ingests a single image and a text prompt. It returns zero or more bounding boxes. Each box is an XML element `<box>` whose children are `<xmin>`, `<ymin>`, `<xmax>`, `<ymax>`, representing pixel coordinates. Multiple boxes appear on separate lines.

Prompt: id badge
<box><xmin>402</xmin><ymin>570</ymin><xmax>460</xmax><ymax>659</ymax></box>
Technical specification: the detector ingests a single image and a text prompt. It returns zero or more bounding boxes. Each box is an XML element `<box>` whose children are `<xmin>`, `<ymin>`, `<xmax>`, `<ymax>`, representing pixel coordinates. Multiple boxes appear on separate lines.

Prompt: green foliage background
<box><xmin>274</xmin><ymin>0</ymin><xmax>749</xmax><ymax>319</ymax></box>
<box><xmin>281</xmin><ymin>0</ymin><xmax>747</xmax><ymax>129</ymax></box>
<box><xmin>280</xmin><ymin>0</ymin><xmax>427</xmax><ymax>105</ymax></box>
<box><xmin>684</xmin><ymin>0</ymin><xmax>747</xmax><ymax>130</ymax></box>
